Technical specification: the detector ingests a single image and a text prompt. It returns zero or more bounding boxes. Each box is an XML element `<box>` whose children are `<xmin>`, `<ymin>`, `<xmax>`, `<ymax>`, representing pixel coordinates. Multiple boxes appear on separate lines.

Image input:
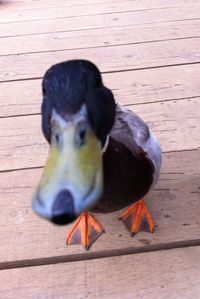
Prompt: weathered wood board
<box><xmin>0</xmin><ymin>0</ymin><xmax>200</xmax><ymax>296</ymax></box>
<box><xmin>1</xmin><ymin>7</ymin><xmax>200</xmax><ymax>38</ymax></box>
<box><xmin>0</xmin><ymin>247</ymin><xmax>200</xmax><ymax>299</ymax></box>
<box><xmin>1</xmin><ymin>19</ymin><xmax>200</xmax><ymax>56</ymax></box>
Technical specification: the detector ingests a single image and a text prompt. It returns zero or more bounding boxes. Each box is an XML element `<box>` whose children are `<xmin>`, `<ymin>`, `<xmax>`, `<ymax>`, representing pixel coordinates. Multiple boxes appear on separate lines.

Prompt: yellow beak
<box><xmin>32</xmin><ymin>109</ymin><xmax>103</xmax><ymax>225</ymax></box>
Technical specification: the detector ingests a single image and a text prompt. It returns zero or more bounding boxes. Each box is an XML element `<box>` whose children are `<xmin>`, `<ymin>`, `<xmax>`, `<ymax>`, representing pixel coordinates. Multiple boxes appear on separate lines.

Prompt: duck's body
<box><xmin>94</xmin><ymin>104</ymin><xmax>162</xmax><ymax>213</ymax></box>
<box><xmin>32</xmin><ymin>59</ymin><xmax>162</xmax><ymax>250</ymax></box>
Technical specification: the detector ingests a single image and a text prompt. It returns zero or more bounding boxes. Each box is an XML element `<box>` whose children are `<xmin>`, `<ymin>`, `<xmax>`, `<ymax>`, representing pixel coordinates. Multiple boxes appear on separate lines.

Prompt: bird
<box><xmin>32</xmin><ymin>59</ymin><xmax>162</xmax><ymax>250</ymax></box>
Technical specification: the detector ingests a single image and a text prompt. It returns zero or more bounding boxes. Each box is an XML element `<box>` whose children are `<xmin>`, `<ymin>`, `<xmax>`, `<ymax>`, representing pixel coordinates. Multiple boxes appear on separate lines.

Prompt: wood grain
<box><xmin>3</xmin><ymin>0</ymin><xmax>199</xmax><ymax>14</ymax></box>
<box><xmin>1</xmin><ymin>0</ymin><xmax>200</xmax><ymax>296</ymax></box>
<box><xmin>1</xmin><ymin>6</ymin><xmax>200</xmax><ymax>38</ymax></box>
<box><xmin>0</xmin><ymin>1</ymin><xmax>163</xmax><ymax>23</ymax></box>
<box><xmin>0</xmin><ymin>246</ymin><xmax>200</xmax><ymax>298</ymax></box>
<box><xmin>1</xmin><ymin>63</ymin><xmax>200</xmax><ymax>117</ymax></box>
<box><xmin>0</xmin><ymin>98</ymin><xmax>199</xmax><ymax>171</ymax></box>
<box><xmin>4</xmin><ymin>0</ymin><xmax>196</xmax><ymax>23</ymax></box>
<box><xmin>0</xmin><ymin>150</ymin><xmax>199</xmax><ymax>265</ymax></box>
<box><xmin>1</xmin><ymin>19</ymin><xmax>200</xmax><ymax>56</ymax></box>
<box><xmin>1</xmin><ymin>37</ymin><xmax>200</xmax><ymax>82</ymax></box>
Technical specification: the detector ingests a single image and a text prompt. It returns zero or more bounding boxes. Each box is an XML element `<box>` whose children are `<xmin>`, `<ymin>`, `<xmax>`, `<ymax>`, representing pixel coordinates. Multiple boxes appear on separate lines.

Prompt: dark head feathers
<box><xmin>41</xmin><ymin>60</ymin><xmax>116</xmax><ymax>146</ymax></box>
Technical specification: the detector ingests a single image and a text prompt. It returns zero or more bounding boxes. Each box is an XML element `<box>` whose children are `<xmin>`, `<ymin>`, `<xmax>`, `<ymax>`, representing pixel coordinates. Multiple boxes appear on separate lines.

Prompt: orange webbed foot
<box><xmin>66</xmin><ymin>212</ymin><xmax>105</xmax><ymax>250</ymax></box>
<box><xmin>119</xmin><ymin>199</ymin><xmax>155</xmax><ymax>235</ymax></box>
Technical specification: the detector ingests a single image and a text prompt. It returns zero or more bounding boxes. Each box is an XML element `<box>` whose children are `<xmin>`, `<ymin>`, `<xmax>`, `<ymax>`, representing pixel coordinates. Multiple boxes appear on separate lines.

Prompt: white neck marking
<box><xmin>102</xmin><ymin>135</ymin><xmax>110</xmax><ymax>153</ymax></box>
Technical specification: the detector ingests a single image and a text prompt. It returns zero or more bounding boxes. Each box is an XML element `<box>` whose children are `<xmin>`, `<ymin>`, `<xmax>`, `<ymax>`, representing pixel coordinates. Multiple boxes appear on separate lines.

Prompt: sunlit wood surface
<box><xmin>0</xmin><ymin>0</ymin><xmax>200</xmax><ymax>298</ymax></box>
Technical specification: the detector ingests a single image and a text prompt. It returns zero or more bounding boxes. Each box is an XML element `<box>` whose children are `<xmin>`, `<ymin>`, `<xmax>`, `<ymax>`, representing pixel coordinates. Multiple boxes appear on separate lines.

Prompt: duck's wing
<box><xmin>110</xmin><ymin>104</ymin><xmax>162</xmax><ymax>185</ymax></box>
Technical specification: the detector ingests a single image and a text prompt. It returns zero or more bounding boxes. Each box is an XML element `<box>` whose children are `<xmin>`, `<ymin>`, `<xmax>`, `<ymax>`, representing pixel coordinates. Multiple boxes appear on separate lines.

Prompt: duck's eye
<box><xmin>55</xmin><ymin>133</ymin><xmax>60</xmax><ymax>144</ymax></box>
<box><xmin>79</xmin><ymin>128</ymin><xmax>86</xmax><ymax>143</ymax></box>
<box><xmin>75</xmin><ymin>121</ymin><xmax>87</xmax><ymax>147</ymax></box>
<box><xmin>53</xmin><ymin>132</ymin><xmax>63</xmax><ymax>149</ymax></box>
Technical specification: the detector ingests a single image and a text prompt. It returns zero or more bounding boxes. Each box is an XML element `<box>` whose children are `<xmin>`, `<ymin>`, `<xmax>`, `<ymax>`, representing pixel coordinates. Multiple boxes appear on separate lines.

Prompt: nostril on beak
<box><xmin>52</xmin><ymin>190</ymin><xmax>76</xmax><ymax>225</ymax></box>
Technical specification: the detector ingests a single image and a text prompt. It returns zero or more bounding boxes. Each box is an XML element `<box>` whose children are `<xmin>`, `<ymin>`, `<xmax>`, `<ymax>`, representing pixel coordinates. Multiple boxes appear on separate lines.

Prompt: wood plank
<box><xmin>1</xmin><ymin>63</ymin><xmax>200</xmax><ymax>118</ymax></box>
<box><xmin>1</xmin><ymin>37</ymin><xmax>200</xmax><ymax>82</ymax></box>
<box><xmin>0</xmin><ymin>147</ymin><xmax>200</xmax><ymax>264</ymax></box>
<box><xmin>3</xmin><ymin>0</ymin><xmax>199</xmax><ymax>13</ymax></box>
<box><xmin>0</xmin><ymin>98</ymin><xmax>199</xmax><ymax>171</ymax></box>
<box><xmin>1</xmin><ymin>19</ymin><xmax>200</xmax><ymax>56</ymax></box>
<box><xmin>4</xmin><ymin>0</ymin><xmax>123</xmax><ymax>5</ymax></box>
<box><xmin>0</xmin><ymin>246</ymin><xmax>200</xmax><ymax>298</ymax></box>
<box><xmin>4</xmin><ymin>0</ymin><xmax>198</xmax><ymax>23</ymax></box>
<box><xmin>1</xmin><ymin>6</ymin><xmax>200</xmax><ymax>38</ymax></box>
<box><xmin>0</xmin><ymin>1</ymin><xmax>149</xmax><ymax>23</ymax></box>
<box><xmin>2</xmin><ymin>1</ymin><xmax>200</xmax><ymax>23</ymax></box>
<box><xmin>0</xmin><ymin>0</ymin><xmax>199</xmax><ymax>296</ymax></box>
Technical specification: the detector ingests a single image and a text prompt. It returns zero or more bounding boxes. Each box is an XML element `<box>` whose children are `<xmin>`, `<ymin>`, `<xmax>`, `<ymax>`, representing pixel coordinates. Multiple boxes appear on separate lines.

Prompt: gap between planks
<box><xmin>0</xmin><ymin>147</ymin><xmax>199</xmax><ymax>174</ymax></box>
<box><xmin>1</xmin><ymin>32</ymin><xmax>200</xmax><ymax>57</ymax></box>
<box><xmin>1</xmin><ymin>62</ymin><xmax>200</xmax><ymax>85</ymax></box>
<box><xmin>0</xmin><ymin>240</ymin><xmax>200</xmax><ymax>271</ymax></box>
<box><xmin>1</xmin><ymin>96</ymin><xmax>200</xmax><ymax>120</ymax></box>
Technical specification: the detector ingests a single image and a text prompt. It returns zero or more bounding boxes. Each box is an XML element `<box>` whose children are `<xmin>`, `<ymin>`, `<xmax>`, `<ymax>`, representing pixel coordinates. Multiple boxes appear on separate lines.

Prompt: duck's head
<box><xmin>32</xmin><ymin>60</ymin><xmax>116</xmax><ymax>225</ymax></box>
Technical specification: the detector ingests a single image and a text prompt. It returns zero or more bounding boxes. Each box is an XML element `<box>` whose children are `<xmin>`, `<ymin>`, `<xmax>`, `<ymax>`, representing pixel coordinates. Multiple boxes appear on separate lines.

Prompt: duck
<box><xmin>32</xmin><ymin>59</ymin><xmax>162</xmax><ymax>250</ymax></box>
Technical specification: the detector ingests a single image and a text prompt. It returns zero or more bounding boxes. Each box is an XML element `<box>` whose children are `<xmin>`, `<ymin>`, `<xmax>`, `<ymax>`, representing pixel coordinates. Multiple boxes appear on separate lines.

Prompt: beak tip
<box><xmin>51</xmin><ymin>214</ymin><xmax>76</xmax><ymax>225</ymax></box>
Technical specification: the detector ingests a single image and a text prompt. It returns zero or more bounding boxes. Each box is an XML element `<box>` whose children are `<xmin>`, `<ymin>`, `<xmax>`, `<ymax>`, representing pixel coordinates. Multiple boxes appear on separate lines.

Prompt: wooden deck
<box><xmin>0</xmin><ymin>0</ymin><xmax>200</xmax><ymax>297</ymax></box>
